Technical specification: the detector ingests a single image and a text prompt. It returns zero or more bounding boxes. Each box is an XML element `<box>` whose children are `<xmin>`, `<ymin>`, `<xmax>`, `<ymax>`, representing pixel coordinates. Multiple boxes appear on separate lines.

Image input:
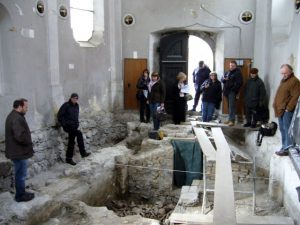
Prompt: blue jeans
<box><xmin>149</xmin><ymin>103</ymin><xmax>160</xmax><ymax>130</ymax></box>
<box><xmin>202</xmin><ymin>101</ymin><xmax>215</xmax><ymax>122</ymax></box>
<box><xmin>12</xmin><ymin>159</ymin><xmax>28</xmax><ymax>199</ymax></box>
<box><xmin>278</xmin><ymin>111</ymin><xmax>294</xmax><ymax>150</ymax></box>
<box><xmin>227</xmin><ymin>91</ymin><xmax>236</xmax><ymax>122</ymax></box>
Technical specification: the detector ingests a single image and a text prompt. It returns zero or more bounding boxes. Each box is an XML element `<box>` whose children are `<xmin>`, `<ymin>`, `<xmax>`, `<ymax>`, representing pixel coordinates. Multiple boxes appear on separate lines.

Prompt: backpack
<box><xmin>148</xmin><ymin>130</ymin><xmax>164</xmax><ymax>140</ymax></box>
<box><xmin>256</xmin><ymin>122</ymin><xmax>278</xmax><ymax>146</ymax></box>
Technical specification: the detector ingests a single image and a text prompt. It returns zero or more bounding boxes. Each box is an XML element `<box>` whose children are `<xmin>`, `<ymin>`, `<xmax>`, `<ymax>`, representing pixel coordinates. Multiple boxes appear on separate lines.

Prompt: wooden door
<box><xmin>160</xmin><ymin>32</ymin><xmax>188</xmax><ymax>113</ymax></box>
<box><xmin>124</xmin><ymin>58</ymin><xmax>147</xmax><ymax>110</ymax></box>
<box><xmin>222</xmin><ymin>58</ymin><xmax>252</xmax><ymax>117</ymax></box>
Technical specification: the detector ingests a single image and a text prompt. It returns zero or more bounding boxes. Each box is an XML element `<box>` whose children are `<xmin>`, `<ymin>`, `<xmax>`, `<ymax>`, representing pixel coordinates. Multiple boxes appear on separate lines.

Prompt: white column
<box><xmin>108</xmin><ymin>0</ymin><xmax>123</xmax><ymax>110</ymax></box>
<box><xmin>253</xmin><ymin>0</ymin><xmax>272</xmax><ymax>79</ymax></box>
<box><xmin>47</xmin><ymin>0</ymin><xmax>64</xmax><ymax>112</ymax></box>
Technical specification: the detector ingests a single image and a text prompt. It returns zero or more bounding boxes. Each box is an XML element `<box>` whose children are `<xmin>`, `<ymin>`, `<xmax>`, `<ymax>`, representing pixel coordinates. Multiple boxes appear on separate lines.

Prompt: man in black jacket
<box><xmin>5</xmin><ymin>98</ymin><xmax>35</xmax><ymax>202</ymax></box>
<box><xmin>243</xmin><ymin>68</ymin><xmax>267</xmax><ymax>128</ymax></box>
<box><xmin>192</xmin><ymin>61</ymin><xmax>211</xmax><ymax>111</ymax></box>
<box><xmin>57</xmin><ymin>93</ymin><xmax>91</xmax><ymax>165</ymax></box>
<box><xmin>221</xmin><ymin>60</ymin><xmax>243</xmax><ymax>126</ymax></box>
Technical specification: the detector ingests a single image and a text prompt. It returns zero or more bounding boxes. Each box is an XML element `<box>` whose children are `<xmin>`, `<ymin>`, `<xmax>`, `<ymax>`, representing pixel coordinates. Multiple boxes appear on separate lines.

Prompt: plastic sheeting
<box><xmin>171</xmin><ymin>140</ymin><xmax>203</xmax><ymax>187</ymax></box>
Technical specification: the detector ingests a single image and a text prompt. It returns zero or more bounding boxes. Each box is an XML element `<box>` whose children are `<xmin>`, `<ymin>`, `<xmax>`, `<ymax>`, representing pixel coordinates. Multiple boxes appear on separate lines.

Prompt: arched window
<box><xmin>70</xmin><ymin>0</ymin><xmax>94</xmax><ymax>42</ymax></box>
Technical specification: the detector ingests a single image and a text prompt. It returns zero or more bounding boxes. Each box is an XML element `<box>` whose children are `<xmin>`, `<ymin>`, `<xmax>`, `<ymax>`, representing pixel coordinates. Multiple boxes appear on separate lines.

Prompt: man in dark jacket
<box><xmin>57</xmin><ymin>93</ymin><xmax>91</xmax><ymax>165</ymax></box>
<box><xmin>192</xmin><ymin>61</ymin><xmax>211</xmax><ymax>111</ymax></box>
<box><xmin>5</xmin><ymin>98</ymin><xmax>35</xmax><ymax>202</ymax></box>
<box><xmin>243</xmin><ymin>68</ymin><xmax>267</xmax><ymax>128</ymax></box>
<box><xmin>221</xmin><ymin>60</ymin><xmax>243</xmax><ymax>126</ymax></box>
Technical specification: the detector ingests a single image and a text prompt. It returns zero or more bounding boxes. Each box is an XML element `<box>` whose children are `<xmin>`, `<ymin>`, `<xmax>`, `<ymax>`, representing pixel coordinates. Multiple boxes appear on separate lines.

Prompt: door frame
<box><xmin>222</xmin><ymin>58</ymin><xmax>252</xmax><ymax>117</ymax></box>
<box><xmin>123</xmin><ymin>58</ymin><xmax>148</xmax><ymax>110</ymax></box>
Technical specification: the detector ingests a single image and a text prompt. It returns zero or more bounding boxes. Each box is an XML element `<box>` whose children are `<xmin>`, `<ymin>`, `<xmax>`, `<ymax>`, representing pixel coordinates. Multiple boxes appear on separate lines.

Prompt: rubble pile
<box><xmin>106</xmin><ymin>198</ymin><xmax>176</xmax><ymax>223</ymax></box>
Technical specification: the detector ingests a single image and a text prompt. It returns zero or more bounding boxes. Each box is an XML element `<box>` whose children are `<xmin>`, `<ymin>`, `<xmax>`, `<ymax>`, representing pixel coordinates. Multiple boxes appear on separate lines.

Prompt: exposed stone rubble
<box><xmin>0</xmin><ymin>117</ymin><xmax>195</xmax><ymax>224</ymax></box>
<box><xmin>0</xmin><ymin>112</ymin><xmax>293</xmax><ymax>225</ymax></box>
<box><xmin>106</xmin><ymin>198</ymin><xmax>176</xmax><ymax>222</ymax></box>
<box><xmin>124</xmin><ymin>124</ymin><xmax>195</xmax><ymax>200</ymax></box>
<box><xmin>0</xmin><ymin>145</ymin><xmax>136</xmax><ymax>224</ymax></box>
<box><xmin>0</xmin><ymin>111</ymin><xmax>137</xmax><ymax>193</ymax></box>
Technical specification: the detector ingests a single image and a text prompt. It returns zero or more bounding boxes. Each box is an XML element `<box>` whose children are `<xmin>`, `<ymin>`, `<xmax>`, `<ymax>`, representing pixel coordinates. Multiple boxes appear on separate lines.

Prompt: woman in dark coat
<box><xmin>200</xmin><ymin>71</ymin><xmax>222</xmax><ymax>122</ymax></box>
<box><xmin>147</xmin><ymin>72</ymin><xmax>166</xmax><ymax>130</ymax></box>
<box><xmin>136</xmin><ymin>69</ymin><xmax>150</xmax><ymax>123</ymax></box>
<box><xmin>173</xmin><ymin>72</ymin><xmax>188</xmax><ymax>124</ymax></box>
<box><xmin>243</xmin><ymin>68</ymin><xmax>267</xmax><ymax>128</ymax></box>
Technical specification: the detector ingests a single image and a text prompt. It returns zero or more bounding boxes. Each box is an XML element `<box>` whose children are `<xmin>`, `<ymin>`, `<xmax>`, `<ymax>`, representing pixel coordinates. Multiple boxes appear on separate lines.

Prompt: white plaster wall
<box><xmin>269</xmin><ymin>156</ymin><xmax>300</xmax><ymax>225</ymax></box>
<box><xmin>215</xmin><ymin>32</ymin><xmax>225</xmax><ymax>79</ymax></box>
<box><xmin>57</xmin><ymin>0</ymin><xmax>123</xmax><ymax>112</ymax></box>
<box><xmin>0</xmin><ymin>0</ymin><xmax>123</xmax><ymax>137</ymax></box>
<box><xmin>0</xmin><ymin>1</ymin><xmax>53</xmax><ymax>133</ymax></box>
<box><xmin>247</xmin><ymin>0</ymin><xmax>300</xmax><ymax>171</ymax></box>
<box><xmin>122</xmin><ymin>0</ymin><xmax>256</xmax><ymax>73</ymax></box>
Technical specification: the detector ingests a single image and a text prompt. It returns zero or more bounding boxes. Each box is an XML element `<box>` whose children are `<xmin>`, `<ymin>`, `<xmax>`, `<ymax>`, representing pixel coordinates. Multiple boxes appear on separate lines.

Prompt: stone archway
<box><xmin>149</xmin><ymin>29</ymin><xmax>217</xmax><ymax>74</ymax></box>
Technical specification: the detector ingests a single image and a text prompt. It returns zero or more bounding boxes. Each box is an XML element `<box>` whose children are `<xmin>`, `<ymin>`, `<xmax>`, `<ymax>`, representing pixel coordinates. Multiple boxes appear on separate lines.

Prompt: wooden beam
<box><xmin>191</xmin><ymin>121</ymin><xmax>229</xmax><ymax>127</ymax></box>
<box><xmin>192</xmin><ymin>126</ymin><xmax>216</xmax><ymax>161</ymax></box>
<box><xmin>211</xmin><ymin>127</ymin><xmax>236</xmax><ymax>225</ymax></box>
<box><xmin>169</xmin><ymin>213</ymin><xmax>294</xmax><ymax>225</ymax></box>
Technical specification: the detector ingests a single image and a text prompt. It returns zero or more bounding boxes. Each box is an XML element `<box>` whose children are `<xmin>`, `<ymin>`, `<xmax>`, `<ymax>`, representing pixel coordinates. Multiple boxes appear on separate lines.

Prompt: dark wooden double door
<box><xmin>124</xmin><ymin>34</ymin><xmax>251</xmax><ymax>116</ymax></box>
<box><xmin>123</xmin><ymin>33</ymin><xmax>188</xmax><ymax>112</ymax></box>
<box><xmin>160</xmin><ymin>32</ymin><xmax>189</xmax><ymax>113</ymax></box>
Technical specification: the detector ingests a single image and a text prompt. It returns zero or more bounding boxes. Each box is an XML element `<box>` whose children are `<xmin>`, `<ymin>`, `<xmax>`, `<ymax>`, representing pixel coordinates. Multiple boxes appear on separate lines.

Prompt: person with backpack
<box><xmin>57</xmin><ymin>93</ymin><xmax>91</xmax><ymax>165</ymax></box>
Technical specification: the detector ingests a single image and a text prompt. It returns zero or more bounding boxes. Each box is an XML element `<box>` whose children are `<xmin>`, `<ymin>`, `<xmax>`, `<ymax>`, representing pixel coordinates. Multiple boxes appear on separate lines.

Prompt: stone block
<box><xmin>191</xmin><ymin>179</ymin><xmax>201</xmax><ymax>186</ymax></box>
<box><xmin>0</xmin><ymin>160</ymin><xmax>12</xmax><ymax>177</ymax></box>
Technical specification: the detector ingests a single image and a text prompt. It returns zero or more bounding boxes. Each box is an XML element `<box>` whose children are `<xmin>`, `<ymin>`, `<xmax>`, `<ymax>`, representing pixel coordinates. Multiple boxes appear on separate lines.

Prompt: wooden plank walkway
<box><xmin>191</xmin><ymin>121</ymin><xmax>259</xmax><ymax>130</ymax></box>
<box><xmin>192</xmin><ymin>126</ymin><xmax>216</xmax><ymax>161</ymax></box>
<box><xmin>169</xmin><ymin>213</ymin><xmax>294</xmax><ymax>225</ymax></box>
<box><xmin>191</xmin><ymin>121</ymin><xmax>229</xmax><ymax>128</ymax></box>
<box><xmin>184</xmin><ymin>122</ymin><xmax>294</xmax><ymax>225</ymax></box>
<box><xmin>211</xmin><ymin>127</ymin><xmax>237</xmax><ymax>225</ymax></box>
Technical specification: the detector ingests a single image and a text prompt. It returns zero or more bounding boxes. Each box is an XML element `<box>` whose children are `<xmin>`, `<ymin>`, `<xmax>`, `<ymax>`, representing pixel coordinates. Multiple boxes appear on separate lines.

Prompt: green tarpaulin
<box><xmin>171</xmin><ymin>139</ymin><xmax>203</xmax><ymax>187</ymax></box>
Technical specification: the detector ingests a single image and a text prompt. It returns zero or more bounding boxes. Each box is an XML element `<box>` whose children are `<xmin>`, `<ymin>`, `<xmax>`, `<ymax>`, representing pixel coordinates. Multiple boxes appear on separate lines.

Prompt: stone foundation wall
<box><xmin>122</xmin><ymin>124</ymin><xmax>195</xmax><ymax>201</ymax></box>
<box><xmin>0</xmin><ymin>111</ymin><xmax>138</xmax><ymax>193</ymax></box>
<box><xmin>127</xmin><ymin>139</ymin><xmax>174</xmax><ymax>200</ymax></box>
<box><xmin>206</xmin><ymin>160</ymin><xmax>268</xmax><ymax>183</ymax></box>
